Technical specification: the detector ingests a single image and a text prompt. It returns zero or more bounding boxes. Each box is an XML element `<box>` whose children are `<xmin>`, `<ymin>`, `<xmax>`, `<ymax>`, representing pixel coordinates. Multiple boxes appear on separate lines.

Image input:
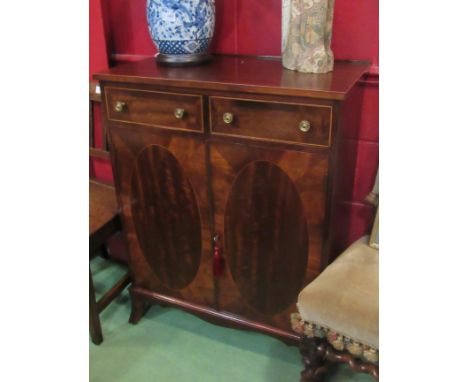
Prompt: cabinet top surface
<box><xmin>94</xmin><ymin>55</ymin><xmax>369</xmax><ymax>100</ymax></box>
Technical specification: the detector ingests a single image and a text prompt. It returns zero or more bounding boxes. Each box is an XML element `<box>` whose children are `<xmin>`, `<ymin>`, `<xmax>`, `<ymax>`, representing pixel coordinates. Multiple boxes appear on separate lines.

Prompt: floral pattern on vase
<box><xmin>282</xmin><ymin>0</ymin><xmax>335</xmax><ymax>73</ymax></box>
<box><xmin>147</xmin><ymin>0</ymin><xmax>215</xmax><ymax>55</ymax></box>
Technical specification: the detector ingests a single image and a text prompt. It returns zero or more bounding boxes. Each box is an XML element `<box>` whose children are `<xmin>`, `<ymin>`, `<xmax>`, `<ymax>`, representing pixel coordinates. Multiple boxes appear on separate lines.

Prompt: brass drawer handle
<box><xmin>114</xmin><ymin>101</ymin><xmax>126</xmax><ymax>113</ymax></box>
<box><xmin>299</xmin><ymin>120</ymin><xmax>311</xmax><ymax>133</ymax></box>
<box><xmin>223</xmin><ymin>112</ymin><xmax>234</xmax><ymax>124</ymax></box>
<box><xmin>174</xmin><ymin>108</ymin><xmax>185</xmax><ymax>119</ymax></box>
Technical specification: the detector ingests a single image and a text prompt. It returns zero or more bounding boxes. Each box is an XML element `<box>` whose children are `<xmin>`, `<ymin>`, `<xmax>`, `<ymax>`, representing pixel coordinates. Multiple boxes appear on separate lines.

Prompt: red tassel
<box><xmin>213</xmin><ymin>235</ymin><xmax>224</xmax><ymax>277</ymax></box>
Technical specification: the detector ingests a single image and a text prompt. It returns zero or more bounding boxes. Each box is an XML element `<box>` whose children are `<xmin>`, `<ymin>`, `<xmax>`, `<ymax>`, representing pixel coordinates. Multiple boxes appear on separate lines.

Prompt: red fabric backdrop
<box><xmin>90</xmin><ymin>0</ymin><xmax>379</xmax><ymax>249</ymax></box>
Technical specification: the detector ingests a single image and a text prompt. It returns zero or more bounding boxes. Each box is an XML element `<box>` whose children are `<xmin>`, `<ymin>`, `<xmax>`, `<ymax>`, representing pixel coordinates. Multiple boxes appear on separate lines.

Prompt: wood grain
<box><xmin>210</xmin><ymin>141</ymin><xmax>328</xmax><ymax>331</ymax></box>
<box><xmin>97</xmin><ymin>56</ymin><xmax>367</xmax><ymax>341</ymax></box>
<box><xmin>107</xmin><ymin>123</ymin><xmax>214</xmax><ymax>308</ymax></box>
<box><xmin>210</xmin><ymin>96</ymin><xmax>332</xmax><ymax>147</ymax></box>
<box><xmin>130</xmin><ymin>144</ymin><xmax>202</xmax><ymax>290</ymax></box>
<box><xmin>106</xmin><ymin>87</ymin><xmax>203</xmax><ymax>132</ymax></box>
<box><xmin>95</xmin><ymin>55</ymin><xmax>369</xmax><ymax>100</ymax></box>
<box><xmin>130</xmin><ymin>286</ymin><xmax>301</xmax><ymax>344</ymax></box>
<box><xmin>225</xmin><ymin>160</ymin><xmax>309</xmax><ymax>315</ymax></box>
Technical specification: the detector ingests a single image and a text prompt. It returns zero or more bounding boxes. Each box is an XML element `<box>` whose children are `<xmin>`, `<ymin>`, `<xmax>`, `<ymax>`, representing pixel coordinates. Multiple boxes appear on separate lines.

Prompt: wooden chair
<box><xmin>291</xmin><ymin>236</ymin><xmax>379</xmax><ymax>381</ymax></box>
<box><xmin>89</xmin><ymin>81</ymin><xmax>131</xmax><ymax>345</ymax></box>
<box><xmin>292</xmin><ymin>173</ymin><xmax>379</xmax><ymax>381</ymax></box>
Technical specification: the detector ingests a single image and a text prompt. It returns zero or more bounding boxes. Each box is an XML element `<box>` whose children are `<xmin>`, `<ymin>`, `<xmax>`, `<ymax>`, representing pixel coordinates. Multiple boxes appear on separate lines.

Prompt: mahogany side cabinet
<box><xmin>95</xmin><ymin>56</ymin><xmax>369</xmax><ymax>343</ymax></box>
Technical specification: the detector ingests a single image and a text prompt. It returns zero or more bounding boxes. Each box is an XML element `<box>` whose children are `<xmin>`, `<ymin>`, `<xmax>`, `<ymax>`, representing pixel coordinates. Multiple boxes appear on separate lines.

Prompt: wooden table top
<box><xmin>94</xmin><ymin>55</ymin><xmax>370</xmax><ymax>100</ymax></box>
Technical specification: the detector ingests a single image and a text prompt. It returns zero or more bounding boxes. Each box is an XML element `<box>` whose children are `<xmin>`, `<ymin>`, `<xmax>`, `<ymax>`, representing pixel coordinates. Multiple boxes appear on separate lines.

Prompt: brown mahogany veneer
<box><xmin>224</xmin><ymin>160</ymin><xmax>309</xmax><ymax>315</ymax></box>
<box><xmin>95</xmin><ymin>55</ymin><xmax>368</xmax><ymax>341</ymax></box>
<box><xmin>210</xmin><ymin>96</ymin><xmax>332</xmax><ymax>147</ymax></box>
<box><xmin>96</xmin><ymin>55</ymin><xmax>368</xmax><ymax>100</ymax></box>
<box><xmin>106</xmin><ymin>87</ymin><xmax>203</xmax><ymax>132</ymax></box>
<box><xmin>210</xmin><ymin>141</ymin><xmax>329</xmax><ymax>331</ymax></box>
<box><xmin>130</xmin><ymin>144</ymin><xmax>203</xmax><ymax>290</ymax></box>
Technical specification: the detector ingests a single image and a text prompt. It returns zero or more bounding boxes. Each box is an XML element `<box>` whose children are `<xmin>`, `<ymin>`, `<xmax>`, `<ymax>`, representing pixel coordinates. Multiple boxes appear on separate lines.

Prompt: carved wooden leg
<box><xmin>298</xmin><ymin>336</ymin><xmax>327</xmax><ymax>382</ymax></box>
<box><xmin>129</xmin><ymin>289</ymin><xmax>150</xmax><ymax>324</ymax></box>
<box><xmin>321</xmin><ymin>341</ymin><xmax>379</xmax><ymax>381</ymax></box>
<box><xmin>89</xmin><ymin>266</ymin><xmax>103</xmax><ymax>345</ymax></box>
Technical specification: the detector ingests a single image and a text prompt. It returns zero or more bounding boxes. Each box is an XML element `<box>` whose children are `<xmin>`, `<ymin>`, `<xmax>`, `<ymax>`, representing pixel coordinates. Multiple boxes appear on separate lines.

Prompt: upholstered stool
<box><xmin>291</xmin><ymin>236</ymin><xmax>379</xmax><ymax>381</ymax></box>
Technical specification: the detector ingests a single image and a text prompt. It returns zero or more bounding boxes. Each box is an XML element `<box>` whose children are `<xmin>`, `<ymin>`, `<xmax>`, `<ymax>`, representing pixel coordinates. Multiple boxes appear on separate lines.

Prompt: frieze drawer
<box><xmin>105</xmin><ymin>87</ymin><xmax>204</xmax><ymax>132</ymax></box>
<box><xmin>209</xmin><ymin>96</ymin><xmax>332</xmax><ymax>147</ymax></box>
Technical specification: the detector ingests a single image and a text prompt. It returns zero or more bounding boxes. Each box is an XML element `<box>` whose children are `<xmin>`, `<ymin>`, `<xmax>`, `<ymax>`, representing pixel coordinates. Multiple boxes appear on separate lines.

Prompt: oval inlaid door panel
<box><xmin>225</xmin><ymin>161</ymin><xmax>309</xmax><ymax>315</ymax></box>
<box><xmin>131</xmin><ymin>145</ymin><xmax>202</xmax><ymax>290</ymax></box>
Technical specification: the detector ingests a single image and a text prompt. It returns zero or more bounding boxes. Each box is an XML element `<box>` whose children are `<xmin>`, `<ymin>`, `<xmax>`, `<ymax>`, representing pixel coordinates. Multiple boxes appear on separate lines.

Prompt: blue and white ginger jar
<box><xmin>147</xmin><ymin>0</ymin><xmax>216</xmax><ymax>64</ymax></box>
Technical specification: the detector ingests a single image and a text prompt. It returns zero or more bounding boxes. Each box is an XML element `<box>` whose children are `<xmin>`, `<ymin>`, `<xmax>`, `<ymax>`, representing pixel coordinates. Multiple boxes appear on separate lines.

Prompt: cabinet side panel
<box><xmin>328</xmin><ymin>83</ymin><xmax>366</xmax><ymax>262</ymax></box>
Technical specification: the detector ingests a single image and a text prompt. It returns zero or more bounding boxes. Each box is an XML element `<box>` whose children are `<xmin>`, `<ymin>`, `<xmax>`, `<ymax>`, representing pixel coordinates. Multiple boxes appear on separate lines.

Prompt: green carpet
<box><xmin>90</xmin><ymin>257</ymin><xmax>374</xmax><ymax>382</ymax></box>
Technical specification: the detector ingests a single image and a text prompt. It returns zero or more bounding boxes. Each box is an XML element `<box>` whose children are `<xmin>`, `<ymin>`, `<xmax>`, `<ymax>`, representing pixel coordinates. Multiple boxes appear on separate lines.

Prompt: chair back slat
<box><xmin>89</xmin><ymin>81</ymin><xmax>110</xmax><ymax>160</ymax></box>
<box><xmin>89</xmin><ymin>99</ymin><xmax>95</xmax><ymax>148</ymax></box>
<box><xmin>90</xmin><ymin>147</ymin><xmax>110</xmax><ymax>160</ymax></box>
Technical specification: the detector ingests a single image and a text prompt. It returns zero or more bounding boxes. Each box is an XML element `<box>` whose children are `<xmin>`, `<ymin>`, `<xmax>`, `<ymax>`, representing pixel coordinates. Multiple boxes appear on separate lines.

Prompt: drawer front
<box><xmin>210</xmin><ymin>97</ymin><xmax>332</xmax><ymax>147</ymax></box>
<box><xmin>106</xmin><ymin>87</ymin><xmax>203</xmax><ymax>132</ymax></box>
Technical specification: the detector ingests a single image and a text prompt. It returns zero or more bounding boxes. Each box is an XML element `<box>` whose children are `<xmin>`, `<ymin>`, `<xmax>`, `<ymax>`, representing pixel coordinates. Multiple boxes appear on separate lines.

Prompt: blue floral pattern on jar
<box><xmin>147</xmin><ymin>0</ymin><xmax>215</xmax><ymax>55</ymax></box>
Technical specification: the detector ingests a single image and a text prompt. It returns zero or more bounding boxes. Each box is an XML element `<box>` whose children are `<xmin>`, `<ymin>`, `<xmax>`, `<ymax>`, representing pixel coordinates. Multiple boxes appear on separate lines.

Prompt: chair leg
<box><xmin>129</xmin><ymin>288</ymin><xmax>149</xmax><ymax>324</ymax></box>
<box><xmin>299</xmin><ymin>336</ymin><xmax>327</xmax><ymax>382</ymax></box>
<box><xmin>99</xmin><ymin>243</ymin><xmax>109</xmax><ymax>259</ymax></box>
<box><xmin>321</xmin><ymin>342</ymin><xmax>379</xmax><ymax>380</ymax></box>
<box><xmin>89</xmin><ymin>266</ymin><xmax>103</xmax><ymax>345</ymax></box>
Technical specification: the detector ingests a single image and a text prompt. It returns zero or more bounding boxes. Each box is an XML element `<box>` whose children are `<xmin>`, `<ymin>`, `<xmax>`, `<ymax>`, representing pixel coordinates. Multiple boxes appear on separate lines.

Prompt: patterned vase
<box><xmin>147</xmin><ymin>0</ymin><xmax>216</xmax><ymax>65</ymax></box>
<box><xmin>282</xmin><ymin>0</ymin><xmax>335</xmax><ymax>73</ymax></box>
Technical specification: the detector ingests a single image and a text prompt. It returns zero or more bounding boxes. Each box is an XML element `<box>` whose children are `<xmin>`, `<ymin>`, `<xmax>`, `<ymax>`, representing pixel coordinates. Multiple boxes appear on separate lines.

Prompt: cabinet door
<box><xmin>210</xmin><ymin>141</ymin><xmax>328</xmax><ymax>331</ymax></box>
<box><xmin>110</xmin><ymin>125</ymin><xmax>213</xmax><ymax>307</ymax></box>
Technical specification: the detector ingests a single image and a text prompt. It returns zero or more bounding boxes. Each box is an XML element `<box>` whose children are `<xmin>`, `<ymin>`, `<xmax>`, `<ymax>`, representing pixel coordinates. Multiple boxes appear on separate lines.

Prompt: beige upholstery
<box><xmin>297</xmin><ymin>236</ymin><xmax>379</xmax><ymax>348</ymax></box>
